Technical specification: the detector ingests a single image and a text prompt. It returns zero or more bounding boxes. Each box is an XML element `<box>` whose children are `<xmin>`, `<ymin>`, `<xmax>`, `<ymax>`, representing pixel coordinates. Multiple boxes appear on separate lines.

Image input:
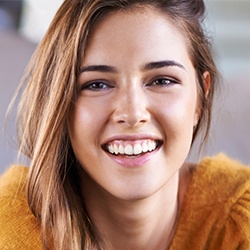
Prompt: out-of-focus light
<box><xmin>19</xmin><ymin>0</ymin><xmax>63</xmax><ymax>43</ymax></box>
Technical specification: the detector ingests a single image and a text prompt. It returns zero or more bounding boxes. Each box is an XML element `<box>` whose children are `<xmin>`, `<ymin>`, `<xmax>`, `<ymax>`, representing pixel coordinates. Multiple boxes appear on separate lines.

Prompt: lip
<box><xmin>101</xmin><ymin>134</ymin><xmax>162</xmax><ymax>168</ymax></box>
<box><xmin>102</xmin><ymin>133</ymin><xmax>162</xmax><ymax>145</ymax></box>
<box><xmin>105</xmin><ymin>145</ymin><xmax>161</xmax><ymax>167</ymax></box>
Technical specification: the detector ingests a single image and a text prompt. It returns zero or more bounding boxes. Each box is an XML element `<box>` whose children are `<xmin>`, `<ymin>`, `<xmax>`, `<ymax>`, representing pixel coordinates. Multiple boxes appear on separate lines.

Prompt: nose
<box><xmin>111</xmin><ymin>84</ymin><xmax>150</xmax><ymax>127</ymax></box>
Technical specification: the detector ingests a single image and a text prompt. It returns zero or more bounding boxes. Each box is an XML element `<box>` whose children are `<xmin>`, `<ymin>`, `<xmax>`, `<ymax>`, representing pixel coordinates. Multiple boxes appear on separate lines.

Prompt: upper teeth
<box><xmin>107</xmin><ymin>140</ymin><xmax>157</xmax><ymax>155</ymax></box>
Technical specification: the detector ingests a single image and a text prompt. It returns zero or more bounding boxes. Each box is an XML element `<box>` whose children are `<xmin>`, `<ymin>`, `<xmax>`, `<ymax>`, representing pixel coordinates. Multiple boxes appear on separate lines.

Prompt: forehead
<box><xmin>83</xmin><ymin>6</ymin><xmax>192</xmax><ymax>69</ymax></box>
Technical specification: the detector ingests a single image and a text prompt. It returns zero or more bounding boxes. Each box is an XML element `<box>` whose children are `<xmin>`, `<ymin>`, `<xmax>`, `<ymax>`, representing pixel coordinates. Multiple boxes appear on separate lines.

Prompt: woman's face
<box><xmin>69</xmin><ymin>7</ymin><xmax>200</xmax><ymax>201</ymax></box>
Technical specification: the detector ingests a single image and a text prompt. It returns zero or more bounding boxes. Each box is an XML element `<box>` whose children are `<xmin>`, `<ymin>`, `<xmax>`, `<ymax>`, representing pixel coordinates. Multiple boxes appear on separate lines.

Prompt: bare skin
<box><xmin>69</xmin><ymin>6</ymin><xmax>207</xmax><ymax>250</ymax></box>
<box><xmin>81</xmin><ymin>170</ymin><xmax>177</xmax><ymax>249</ymax></box>
<box><xmin>80</xmin><ymin>162</ymin><xmax>192</xmax><ymax>250</ymax></box>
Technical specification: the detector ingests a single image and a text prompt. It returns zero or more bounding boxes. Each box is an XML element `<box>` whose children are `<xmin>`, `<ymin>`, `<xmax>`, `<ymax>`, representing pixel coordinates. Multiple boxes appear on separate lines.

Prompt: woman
<box><xmin>1</xmin><ymin>0</ymin><xmax>250</xmax><ymax>249</ymax></box>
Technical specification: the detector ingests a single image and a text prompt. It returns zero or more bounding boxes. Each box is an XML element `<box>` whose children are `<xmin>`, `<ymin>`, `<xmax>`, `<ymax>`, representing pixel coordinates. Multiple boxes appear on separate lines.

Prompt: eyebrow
<box><xmin>80</xmin><ymin>60</ymin><xmax>185</xmax><ymax>73</ymax></box>
<box><xmin>80</xmin><ymin>65</ymin><xmax>117</xmax><ymax>73</ymax></box>
<box><xmin>142</xmin><ymin>60</ymin><xmax>186</xmax><ymax>71</ymax></box>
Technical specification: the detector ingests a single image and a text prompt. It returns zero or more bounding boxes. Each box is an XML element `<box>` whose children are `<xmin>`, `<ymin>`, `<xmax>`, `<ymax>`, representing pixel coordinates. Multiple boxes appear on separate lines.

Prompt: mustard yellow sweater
<box><xmin>1</xmin><ymin>154</ymin><xmax>250</xmax><ymax>249</ymax></box>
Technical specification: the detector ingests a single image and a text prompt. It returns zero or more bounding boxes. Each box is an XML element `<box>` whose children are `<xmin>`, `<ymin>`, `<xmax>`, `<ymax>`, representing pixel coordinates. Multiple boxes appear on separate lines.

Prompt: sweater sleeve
<box><xmin>169</xmin><ymin>154</ymin><xmax>250</xmax><ymax>250</ymax></box>
<box><xmin>0</xmin><ymin>166</ymin><xmax>43</xmax><ymax>249</ymax></box>
<box><xmin>209</xmin><ymin>188</ymin><xmax>250</xmax><ymax>249</ymax></box>
<box><xmin>196</xmin><ymin>155</ymin><xmax>250</xmax><ymax>249</ymax></box>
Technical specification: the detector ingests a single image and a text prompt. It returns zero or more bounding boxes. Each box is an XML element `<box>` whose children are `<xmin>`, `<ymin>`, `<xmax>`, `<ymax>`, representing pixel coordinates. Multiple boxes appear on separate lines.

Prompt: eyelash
<box><xmin>80</xmin><ymin>77</ymin><xmax>179</xmax><ymax>91</ymax></box>
<box><xmin>147</xmin><ymin>77</ymin><xmax>179</xmax><ymax>87</ymax></box>
<box><xmin>80</xmin><ymin>80</ymin><xmax>113</xmax><ymax>91</ymax></box>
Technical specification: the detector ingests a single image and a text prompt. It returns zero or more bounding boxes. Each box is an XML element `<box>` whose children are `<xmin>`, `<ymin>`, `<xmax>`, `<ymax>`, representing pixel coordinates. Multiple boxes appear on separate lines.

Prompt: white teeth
<box><xmin>148</xmin><ymin>141</ymin><xmax>152</xmax><ymax>151</ymax></box>
<box><xmin>106</xmin><ymin>140</ymin><xmax>158</xmax><ymax>156</ymax></box>
<box><xmin>148</xmin><ymin>141</ymin><xmax>156</xmax><ymax>151</ymax></box>
<box><xmin>118</xmin><ymin>145</ymin><xmax>125</xmax><ymax>154</ymax></box>
<box><xmin>114</xmin><ymin>144</ymin><xmax>119</xmax><ymax>155</ymax></box>
<box><xmin>142</xmin><ymin>142</ymin><xmax>148</xmax><ymax>152</ymax></box>
<box><xmin>108</xmin><ymin>145</ymin><xmax>114</xmax><ymax>154</ymax></box>
<box><xmin>125</xmin><ymin>145</ymin><xmax>133</xmax><ymax>155</ymax></box>
<box><xmin>134</xmin><ymin>143</ymin><xmax>142</xmax><ymax>155</ymax></box>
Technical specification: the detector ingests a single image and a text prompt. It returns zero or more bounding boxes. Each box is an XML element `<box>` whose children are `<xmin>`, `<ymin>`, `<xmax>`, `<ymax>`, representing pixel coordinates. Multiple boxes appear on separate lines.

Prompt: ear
<box><xmin>203</xmin><ymin>71</ymin><xmax>210</xmax><ymax>97</ymax></box>
<box><xmin>193</xmin><ymin>71</ymin><xmax>211</xmax><ymax>127</ymax></box>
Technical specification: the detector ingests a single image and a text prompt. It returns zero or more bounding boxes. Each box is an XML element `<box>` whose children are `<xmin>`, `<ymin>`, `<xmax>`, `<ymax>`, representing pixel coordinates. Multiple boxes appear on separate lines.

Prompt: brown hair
<box><xmin>16</xmin><ymin>0</ymin><xmax>218</xmax><ymax>249</ymax></box>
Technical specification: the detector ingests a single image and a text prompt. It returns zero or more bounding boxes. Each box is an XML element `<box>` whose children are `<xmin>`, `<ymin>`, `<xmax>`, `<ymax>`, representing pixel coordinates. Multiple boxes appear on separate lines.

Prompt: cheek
<box><xmin>154</xmin><ymin>91</ymin><xmax>198</xmax><ymax>127</ymax></box>
<box><xmin>68</xmin><ymin>103</ymin><xmax>99</xmax><ymax>152</ymax></box>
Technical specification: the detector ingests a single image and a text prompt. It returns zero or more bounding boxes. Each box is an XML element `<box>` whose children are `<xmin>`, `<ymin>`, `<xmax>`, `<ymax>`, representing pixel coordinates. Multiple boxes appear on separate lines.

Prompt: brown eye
<box><xmin>151</xmin><ymin>78</ymin><xmax>179</xmax><ymax>87</ymax></box>
<box><xmin>154</xmin><ymin>79</ymin><xmax>171</xmax><ymax>86</ymax></box>
<box><xmin>81</xmin><ymin>81</ymin><xmax>111</xmax><ymax>91</ymax></box>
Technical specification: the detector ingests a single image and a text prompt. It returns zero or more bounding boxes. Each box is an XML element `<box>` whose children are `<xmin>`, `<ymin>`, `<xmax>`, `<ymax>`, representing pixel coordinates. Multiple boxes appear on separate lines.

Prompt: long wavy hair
<box><xmin>16</xmin><ymin>0</ymin><xmax>218</xmax><ymax>249</ymax></box>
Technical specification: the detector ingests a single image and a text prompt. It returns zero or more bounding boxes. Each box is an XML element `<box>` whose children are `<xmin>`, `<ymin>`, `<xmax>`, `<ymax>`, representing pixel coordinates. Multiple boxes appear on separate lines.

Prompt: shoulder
<box><xmin>197</xmin><ymin>153</ymin><xmax>250</xmax><ymax>179</ymax></box>
<box><xmin>0</xmin><ymin>165</ymin><xmax>28</xmax><ymax>196</ymax></box>
<box><xmin>193</xmin><ymin>154</ymin><xmax>250</xmax><ymax>205</ymax></box>
<box><xmin>172</xmin><ymin>154</ymin><xmax>250</xmax><ymax>249</ymax></box>
<box><xmin>0</xmin><ymin>166</ymin><xmax>43</xmax><ymax>249</ymax></box>
<box><xmin>180</xmin><ymin>154</ymin><xmax>250</xmax><ymax>210</ymax></box>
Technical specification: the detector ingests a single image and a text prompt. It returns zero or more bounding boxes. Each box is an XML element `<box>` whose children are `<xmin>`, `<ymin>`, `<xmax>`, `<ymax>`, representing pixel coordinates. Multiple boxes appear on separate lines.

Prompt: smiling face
<box><xmin>68</xmin><ymin>7</ymin><xmax>200</xmax><ymax>201</ymax></box>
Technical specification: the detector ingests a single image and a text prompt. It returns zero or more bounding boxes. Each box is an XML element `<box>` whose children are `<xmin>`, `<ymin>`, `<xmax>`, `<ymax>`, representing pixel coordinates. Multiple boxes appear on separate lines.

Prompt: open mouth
<box><xmin>102</xmin><ymin>139</ymin><xmax>162</xmax><ymax>156</ymax></box>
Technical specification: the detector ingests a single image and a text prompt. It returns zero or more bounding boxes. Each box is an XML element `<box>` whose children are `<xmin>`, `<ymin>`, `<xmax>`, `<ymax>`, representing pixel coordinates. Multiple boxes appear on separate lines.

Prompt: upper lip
<box><xmin>101</xmin><ymin>134</ymin><xmax>163</xmax><ymax>146</ymax></box>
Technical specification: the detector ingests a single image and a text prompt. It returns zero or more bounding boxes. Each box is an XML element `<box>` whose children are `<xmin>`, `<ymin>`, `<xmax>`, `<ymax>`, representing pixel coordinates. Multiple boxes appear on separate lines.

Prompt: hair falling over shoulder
<box><xmin>16</xmin><ymin>0</ymin><xmax>218</xmax><ymax>249</ymax></box>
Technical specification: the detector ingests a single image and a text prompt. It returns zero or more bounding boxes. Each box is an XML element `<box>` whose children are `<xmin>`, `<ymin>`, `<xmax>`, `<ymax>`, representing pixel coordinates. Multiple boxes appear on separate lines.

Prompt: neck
<box><xmin>81</xmin><ymin>172</ymin><xmax>180</xmax><ymax>250</ymax></box>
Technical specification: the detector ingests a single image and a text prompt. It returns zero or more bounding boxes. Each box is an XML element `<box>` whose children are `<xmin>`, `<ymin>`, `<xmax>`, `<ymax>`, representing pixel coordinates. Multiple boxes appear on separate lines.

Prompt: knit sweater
<box><xmin>0</xmin><ymin>154</ymin><xmax>250</xmax><ymax>249</ymax></box>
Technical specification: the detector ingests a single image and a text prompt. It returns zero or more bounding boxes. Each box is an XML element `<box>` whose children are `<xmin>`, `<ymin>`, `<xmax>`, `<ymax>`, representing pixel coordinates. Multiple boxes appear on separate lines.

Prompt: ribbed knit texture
<box><xmin>0</xmin><ymin>166</ymin><xmax>42</xmax><ymax>249</ymax></box>
<box><xmin>170</xmin><ymin>154</ymin><xmax>250</xmax><ymax>249</ymax></box>
<box><xmin>1</xmin><ymin>154</ymin><xmax>250</xmax><ymax>249</ymax></box>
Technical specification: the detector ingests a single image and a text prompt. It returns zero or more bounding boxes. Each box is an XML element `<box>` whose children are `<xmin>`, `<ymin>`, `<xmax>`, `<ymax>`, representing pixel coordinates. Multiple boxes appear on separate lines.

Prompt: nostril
<box><xmin>119</xmin><ymin>116</ymin><xmax>148</xmax><ymax>127</ymax></box>
<box><xmin>112</xmin><ymin>106</ymin><xmax>150</xmax><ymax>125</ymax></box>
<box><xmin>111</xmin><ymin>91</ymin><xmax>150</xmax><ymax>126</ymax></box>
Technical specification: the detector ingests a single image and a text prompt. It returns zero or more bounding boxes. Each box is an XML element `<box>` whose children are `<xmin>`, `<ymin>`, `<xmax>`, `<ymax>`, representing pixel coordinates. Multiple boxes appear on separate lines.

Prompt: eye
<box><xmin>149</xmin><ymin>77</ymin><xmax>179</xmax><ymax>87</ymax></box>
<box><xmin>81</xmin><ymin>81</ymin><xmax>112</xmax><ymax>91</ymax></box>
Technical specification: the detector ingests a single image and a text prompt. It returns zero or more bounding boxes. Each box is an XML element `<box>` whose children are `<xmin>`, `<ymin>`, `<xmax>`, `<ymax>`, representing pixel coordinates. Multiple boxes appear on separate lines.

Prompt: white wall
<box><xmin>20</xmin><ymin>0</ymin><xmax>63</xmax><ymax>43</ymax></box>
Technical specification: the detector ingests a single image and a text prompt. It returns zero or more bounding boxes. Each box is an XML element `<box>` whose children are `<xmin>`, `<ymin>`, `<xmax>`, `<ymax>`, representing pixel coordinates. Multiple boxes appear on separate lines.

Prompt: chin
<box><xmin>110</xmin><ymin>181</ymin><xmax>166</xmax><ymax>202</ymax></box>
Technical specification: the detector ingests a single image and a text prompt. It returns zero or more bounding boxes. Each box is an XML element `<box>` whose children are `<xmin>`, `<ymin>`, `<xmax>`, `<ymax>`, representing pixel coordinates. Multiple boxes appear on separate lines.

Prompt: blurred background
<box><xmin>0</xmin><ymin>0</ymin><xmax>249</xmax><ymax>173</ymax></box>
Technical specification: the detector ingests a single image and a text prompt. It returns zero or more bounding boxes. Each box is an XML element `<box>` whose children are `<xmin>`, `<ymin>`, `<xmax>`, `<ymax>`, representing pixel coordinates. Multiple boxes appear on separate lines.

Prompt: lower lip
<box><xmin>106</xmin><ymin>148</ymin><xmax>159</xmax><ymax>168</ymax></box>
